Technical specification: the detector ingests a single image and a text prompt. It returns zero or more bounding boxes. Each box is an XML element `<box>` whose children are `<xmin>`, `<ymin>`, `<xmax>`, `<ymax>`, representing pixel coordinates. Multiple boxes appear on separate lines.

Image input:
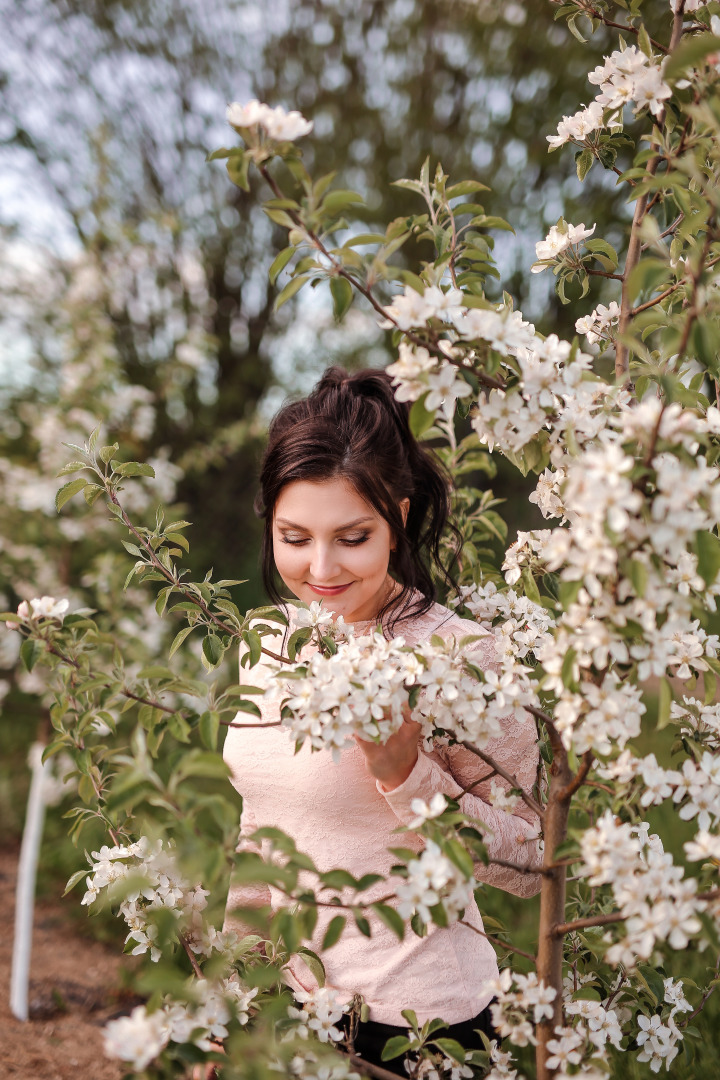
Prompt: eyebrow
<box><xmin>275</xmin><ymin>516</ymin><xmax>374</xmax><ymax>531</ymax></box>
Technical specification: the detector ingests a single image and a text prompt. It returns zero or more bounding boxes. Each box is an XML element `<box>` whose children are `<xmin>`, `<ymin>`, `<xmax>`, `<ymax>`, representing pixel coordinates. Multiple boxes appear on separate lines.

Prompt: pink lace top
<box><xmin>222</xmin><ymin>599</ymin><xmax>542</xmax><ymax>1026</ymax></box>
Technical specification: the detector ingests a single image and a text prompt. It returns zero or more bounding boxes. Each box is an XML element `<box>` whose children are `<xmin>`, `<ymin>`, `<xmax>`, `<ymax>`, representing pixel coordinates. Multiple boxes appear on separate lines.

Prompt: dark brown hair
<box><xmin>255</xmin><ymin>366</ymin><xmax>457</xmax><ymax>630</ymax></box>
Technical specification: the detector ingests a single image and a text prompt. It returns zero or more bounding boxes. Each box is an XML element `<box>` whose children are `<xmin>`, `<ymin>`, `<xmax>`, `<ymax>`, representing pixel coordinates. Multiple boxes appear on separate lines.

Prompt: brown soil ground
<box><xmin>0</xmin><ymin>845</ymin><xmax>134</xmax><ymax>1079</ymax></box>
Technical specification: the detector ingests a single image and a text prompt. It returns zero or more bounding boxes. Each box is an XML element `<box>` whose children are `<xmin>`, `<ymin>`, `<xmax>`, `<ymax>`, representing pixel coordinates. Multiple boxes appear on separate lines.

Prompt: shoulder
<box><xmin>396</xmin><ymin>599</ymin><xmax>490</xmax><ymax>648</ymax></box>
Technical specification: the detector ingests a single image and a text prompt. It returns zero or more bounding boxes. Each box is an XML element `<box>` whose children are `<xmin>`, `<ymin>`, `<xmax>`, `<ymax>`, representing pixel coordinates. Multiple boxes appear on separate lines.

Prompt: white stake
<box><xmin>10</xmin><ymin>742</ymin><xmax>51</xmax><ymax>1021</ymax></box>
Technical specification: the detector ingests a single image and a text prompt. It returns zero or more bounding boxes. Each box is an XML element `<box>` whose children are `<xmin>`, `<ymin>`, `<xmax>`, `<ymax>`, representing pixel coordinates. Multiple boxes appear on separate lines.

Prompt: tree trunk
<box><xmin>535</xmin><ymin>751</ymin><xmax>573</xmax><ymax>1079</ymax></box>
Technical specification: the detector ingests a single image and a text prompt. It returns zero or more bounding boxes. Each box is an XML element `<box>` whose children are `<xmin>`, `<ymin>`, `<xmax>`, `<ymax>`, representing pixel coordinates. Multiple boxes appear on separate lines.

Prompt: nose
<box><xmin>308</xmin><ymin>542</ymin><xmax>341</xmax><ymax>583</ymax></box>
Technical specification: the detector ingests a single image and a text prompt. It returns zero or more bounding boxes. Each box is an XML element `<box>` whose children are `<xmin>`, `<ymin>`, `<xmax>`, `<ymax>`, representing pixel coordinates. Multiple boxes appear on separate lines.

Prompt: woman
<box><xmin>223</xmin><ymin>366</ymin><xmax>542</xmax><ymax>1073</ymax></box>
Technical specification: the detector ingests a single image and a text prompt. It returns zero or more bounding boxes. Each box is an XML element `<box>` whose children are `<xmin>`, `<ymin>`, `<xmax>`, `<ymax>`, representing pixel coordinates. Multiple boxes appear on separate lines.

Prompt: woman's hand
<box><xmin>354</xmin><ymin>707</ymin><xmax>422</xmax><ymax>791</ymax></box>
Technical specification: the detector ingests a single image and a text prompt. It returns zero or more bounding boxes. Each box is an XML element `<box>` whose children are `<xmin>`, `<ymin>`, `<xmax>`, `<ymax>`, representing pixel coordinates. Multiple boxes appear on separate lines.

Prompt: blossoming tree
<box><xmin>4</xmin><ymin>1</ymin><xmax>720</xmax><ymax>1078</ymax></box>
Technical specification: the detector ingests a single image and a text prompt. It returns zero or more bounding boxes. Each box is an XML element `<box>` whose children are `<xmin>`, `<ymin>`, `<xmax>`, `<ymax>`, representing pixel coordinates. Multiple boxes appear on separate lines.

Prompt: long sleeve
<box><xmin>222</xmin><ymin>802</ymin><xmax>272</xmax><ymax>936</ymax></box>
<box><xmin>379</xmin><ymin>624</ymin><xmax>543</xmax><ymax>898</ymax></box>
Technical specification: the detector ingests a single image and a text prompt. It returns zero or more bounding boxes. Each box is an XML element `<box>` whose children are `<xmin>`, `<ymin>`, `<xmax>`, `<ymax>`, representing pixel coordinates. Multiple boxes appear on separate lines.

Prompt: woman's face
<box><xmin>272</xmin><ymin>477</ymin><xmax>406</xmax><ymax>624</ymax></box>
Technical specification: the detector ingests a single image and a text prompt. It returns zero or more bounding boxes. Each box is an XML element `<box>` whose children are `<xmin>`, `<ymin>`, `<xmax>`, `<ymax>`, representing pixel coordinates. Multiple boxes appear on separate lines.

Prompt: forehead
<box><xmin>273</xmin><ymin>478</ymin><xmax>379</xmax><ymax>527</ymax></box>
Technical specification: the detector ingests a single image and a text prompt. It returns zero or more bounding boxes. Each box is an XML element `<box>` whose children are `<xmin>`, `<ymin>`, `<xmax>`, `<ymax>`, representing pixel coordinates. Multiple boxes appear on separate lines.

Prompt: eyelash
<box><xmin>280</xmin><ymin>534</ymin><xmax>370</xmax><ymax>547</ymax></box>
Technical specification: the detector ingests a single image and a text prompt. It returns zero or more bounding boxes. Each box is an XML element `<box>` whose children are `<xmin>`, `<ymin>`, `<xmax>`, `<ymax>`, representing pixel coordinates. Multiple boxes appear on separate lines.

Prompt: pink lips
<box><xmin>307</xmin><ymin>582</ymin><xmax>353</xmax><ymax>596</ymax></box>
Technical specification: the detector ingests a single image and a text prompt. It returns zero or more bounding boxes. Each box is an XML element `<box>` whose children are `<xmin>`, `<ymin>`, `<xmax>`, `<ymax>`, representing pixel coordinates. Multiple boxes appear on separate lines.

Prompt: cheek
<box><xmin>272</xmin><ymin>539</ymin><xmax>307</xmax><ymax>581</ymax></box>
<box><xmin>352</xmin><ymin>537</ymin><xmax>392</xmax><ymax>578</ymax></box>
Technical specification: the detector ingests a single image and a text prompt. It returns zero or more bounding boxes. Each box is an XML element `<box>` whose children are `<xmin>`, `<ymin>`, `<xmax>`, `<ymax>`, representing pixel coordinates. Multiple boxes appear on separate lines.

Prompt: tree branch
<box><xmin>557</xmin><ymin>751</ymin><xmax>594</xmax><ymax>802</ymax></box>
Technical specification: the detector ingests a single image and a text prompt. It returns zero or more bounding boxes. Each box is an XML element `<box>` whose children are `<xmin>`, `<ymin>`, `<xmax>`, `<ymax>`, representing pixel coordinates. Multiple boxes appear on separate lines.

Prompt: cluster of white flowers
<box><xmin>103</xmin><ymin>975</ymin><xmax>258</xmax><ymax>1070</ymax></box>
<box><xmin>6</xmin><ymin>595</ymin><xmax>69</xmax><ymax>627</ymax></box>
<box><xmin>671</xmin><ymin>696</ymin><xmax>720</xmax><ymax>749</ymax></box>
<box><xmin>634</xmin><ymin>980</ymin><xmax>692</xmax><ymax>1075</ymax></box>
<box><xmin>547</xmin><ymin>43</ymin><xmax>672</xmax><ymax>155</ymax></box>
<box><xmin>80</xmin><ymin>837</ymin><xmax>237</xmax><ymax>961</ymax></box>
<box><xmin>287</xmin><ymin>987</ymin><xmax>349</xmax><ymax>1044</ymax></box>
<box><xmin>387</xmin><ymin>347</ymin><xmax>472</xmax><ymax>419</ymax></box>
<box><xmin>227</xmin><ymin>99</ymin><xmax>313</xmax><ymax>141</ymax></box>
<box><xmin>275</xmin><ymin>623</ymin><xmax>536</xmax><ymax>760</ymax></box>
<box><xmin>580</xmin><ymin>812</ymin><xmax>704</xmax><ymax>968</ymax></box>
<box><xmin>453</xmin><ymin>581</ymin><xmax>555</xmax><ymax>663</ymax></box>
<box><xmin>575</xmin><ymin>301</ymin><xmax>621</xmax><ymax>345</ymax></box>
<box><xmin>531</xmin><ymin>221</ymin><xmax>596</xmax><ymax>273</ymax></box>
<box><xmin>485</xmin><ymin>969</ymin><xmax>557</xmax><ymax>1047</ymax></box>
<box><xmin>484</xmin><ymin>1041</ymin><xmax>521</xmax><ymax>1080</ymax></box>
<box><xmin>552</xmin><ymin>673</ymin><xmax>646</xmax><ymax>755</ymax></box>
<box><xmin>547</xmin><ymin>101</ymin><xmax>604</xmax><ymax>150</ymax></box>
<box><xmin>395</xmin><ymin>839</ymin><xmax>475</xmax><ymax>924</ymax></box>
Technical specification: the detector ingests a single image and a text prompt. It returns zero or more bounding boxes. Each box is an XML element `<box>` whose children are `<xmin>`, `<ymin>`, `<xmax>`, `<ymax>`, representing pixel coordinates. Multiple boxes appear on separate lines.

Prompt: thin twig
<box><xmin>345</xmin><ymin>1051</ymin><xmax>410</xmax><ymax>1080</ymax></box>
<box><xmin>258</xmin><ymin>164</ymin><xmax>506</xmax><ymax>392</ymax></box>
<box><xmin>485</xmin><ymin>855</ymin><xmax>550</xmax><ymax>877</ymax></box>
<box><xmin>460</xmin><ymin>741</ymin><xmax>545</xmax><ymax>819</ymax></box>
<box><xmin>459</xmin><ymin>918</ymin><xmax>536</xmax><ymax>963</ymax></box>
<box><xmin>680</xmin><ymin>954</ymin><xmax>720</xmax><ymax>1027</ymax></box>
<box><xmin>568</xmin><ymin>2</ymin><xmax>668</xmax><ymax>53</ymax></box>
<box><xmin>555</xmin><ymin>886</ymin><xmax>720</xmax><ymax>936</ymax></box>
<box><xmin>180</xmin><ymin>934</ymin><xmax>205</xmax><ymax>979</ymax></box>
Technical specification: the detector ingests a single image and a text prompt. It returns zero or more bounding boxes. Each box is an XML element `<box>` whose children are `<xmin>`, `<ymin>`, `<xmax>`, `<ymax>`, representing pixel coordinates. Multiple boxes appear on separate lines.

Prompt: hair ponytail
<box><xmin>256</xmin><ymin>366</ymin><xmax>458</xmax><ymax>630</ymax></box>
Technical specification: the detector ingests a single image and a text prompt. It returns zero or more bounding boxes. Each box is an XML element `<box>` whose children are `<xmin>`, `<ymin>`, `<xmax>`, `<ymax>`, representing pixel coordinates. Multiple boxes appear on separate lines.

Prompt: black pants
<box><xmin>348</xmin><ymin>1006</ymin><xmax>496</xmax><ymax>1077</ymax></box>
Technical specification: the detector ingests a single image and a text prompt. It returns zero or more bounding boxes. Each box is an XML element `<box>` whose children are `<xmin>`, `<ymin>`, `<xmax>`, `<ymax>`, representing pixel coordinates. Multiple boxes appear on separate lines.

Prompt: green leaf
<box><xmin>432</xmin><ymin>1039</ymin><xmax>467</xmax><ymax>1064</ymax></box>
<box><xmin>330</xmin><ymin>276</ymin><xmax>353</xmax><ymax>321</ymax></box>
<box><xmin>287</xmin><ymin>627</ymin><xmax>312</xmax><ymax>661</ymax></box>
<box><xmin>169</xmin><ymin>625</ymin><xmax>196</xmax><ymax>658</ymax></box>
<box><xmin>638</xmin><ymin>963</ymin><xmax>666</xmax><ymax>1005</ymax></box>
<box><xmin>320</xmin><ymin>869</ymin><xmax>358</xmax><ymax>890</ymax></box>
<box><xmin>63</xmin><ymin>868</ymin><xmax>89</xmax><ymax>896</ymax></box>
<box><xmin>202</xmin><ymin>634</ymin><xmax>226</xmax><ymax>669</ymax></box>
<box><xmin>561</xmin><ymin>647</ymin><xmax>578</xmax><ymax>690</ymax></box>
<box><xmin>657</xmin><ymin>676</ymin><xmax>673</xmax><ymax>730</ymax></box>
<box><xmin>226</xmin><ymin>152</ymin><xmax>250</xmax><ymax>191</ymax></box>
<box><xmin>408</xmin><ymin>395</ymin><xmax>436</xmax><ymax>438</ymax></box>
<box><xmin>113</xmin><ymin>461</ymin><xmax>156</xmax><ymax>478</ymax></box>
<box><xmin>296</xmin><ymin>946</ymin><xmax>326</xmax><ymax>988</ymax></box>
<box><xmin>381</xmin><ymin>1036</ymin><xmax>412</xmax><ymax>1061</ymax></box>
<box><xmin>268</xmin><ymin>245</ymin><xmax>296</xmax><ymax>284</ymax></box>
<box><xmin>446</xmin><ymin>180</ymin><xmax>490</xmax><ymax>199</ymax></box>
<box><xmin>99</xmin><ymin>443</ymin><xmax>119</xmax><ymax>464</ymax></box>
<box><xmin>242</xmin><ymin>628</ymin><xmax>262</xmax><ymax>667</ymax></box>
<box><xmin>637</xmin><ymin>23</ymin><xmax>652</xmax><ymax>59</ymax></box>
<box><xmin>322</xmin><ymin>915</ymin><xmax>347</xmax><ymax>950</ymax></box>
<box><xmin>371</xmin><ymin>902</ymin><xmax>405</xmax><ymax>940</ymax></box>
<box><xmin>274</xmin><ymin>273</ymin><xmax>311</xmax><ymax>312</ymax></box>
<box><xmin>83</xmin><ymin>484</ymin><xmax>104</xmax><ymax>505</ymax></box>
<box><xmin>321</xmin><ymin>189</ymin><xmax>364</xmax><ymax>215</ymax></box>
<box><xmin>353</xmin><ymin>909</ymin><xmax>371</xmax><ymax>937</ymax></box>
<box><xmin>20</xmin><ymin>638</ymin><xmax>41</xmax><ymax>672</ymax></box>
<box><xmin>56</xmin><ymin>461</ymin><xmax>89</xmax><ymax>476</ymax></box>
<box><xmin>575</xmin><ymin>148</ymin><xmax>594</xmax><ymax>183</ymax></box>
<box><xmin>56</xmin><ymin>477</ymin><xmax>88</xmax><ymax>511</ymax></box>
<box><xmin>199</xmin><ymin>710</ymin><xmax>220</xmax><ymax>750</ymax></box>
<box><xmin>665</xmin><ymin>33</ymin><xmax>720</xmax><ymax>82</ymax></box>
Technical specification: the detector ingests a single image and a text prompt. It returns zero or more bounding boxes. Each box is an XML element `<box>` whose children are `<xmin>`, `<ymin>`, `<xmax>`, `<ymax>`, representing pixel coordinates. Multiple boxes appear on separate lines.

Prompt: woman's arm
<box><xmin>378</xmin><ymin>727</ymin><xmax>543</xmax><ymax>898</ymax></box>
<box><xmin>373</xmin><ymin>628</ymin><xmax>543</xmax><ymax>897</ymax></box>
